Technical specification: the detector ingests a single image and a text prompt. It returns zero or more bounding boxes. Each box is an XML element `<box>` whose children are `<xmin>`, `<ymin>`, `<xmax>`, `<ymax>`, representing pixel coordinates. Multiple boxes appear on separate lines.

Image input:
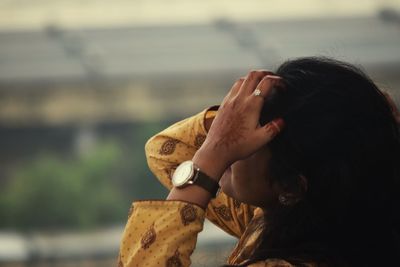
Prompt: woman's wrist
<box><xmin>192</xmin><ymin>146</ymin><xmax>229</xmax><ymax>182</ymax></box>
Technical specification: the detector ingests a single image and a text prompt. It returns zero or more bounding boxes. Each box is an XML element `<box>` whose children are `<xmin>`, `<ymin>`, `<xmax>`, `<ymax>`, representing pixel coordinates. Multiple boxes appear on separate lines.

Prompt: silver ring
<box><xmin>253</xmin><ymin>89</ymin><xmax>262</xmax><ymax>97</ymax></box>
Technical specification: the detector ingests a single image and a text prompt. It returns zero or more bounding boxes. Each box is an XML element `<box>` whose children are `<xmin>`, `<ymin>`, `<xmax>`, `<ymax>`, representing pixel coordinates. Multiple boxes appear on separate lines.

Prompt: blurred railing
<box><xmin>0</xmin><ymin>221</ymin><xmax>236</xmax><ymax>267</ymax></box>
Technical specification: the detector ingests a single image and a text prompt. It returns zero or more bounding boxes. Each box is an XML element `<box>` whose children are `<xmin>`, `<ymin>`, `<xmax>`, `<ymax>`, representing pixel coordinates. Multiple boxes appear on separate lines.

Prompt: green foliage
<box><xmin>0</xmin><ymin>142</ymin><xmax>125</xmax><ymax>230</ymax></box>
<box><xmin>0</xmin><ymin>121</ymin><xmax>169</xmax><ymax>231</ymax></box>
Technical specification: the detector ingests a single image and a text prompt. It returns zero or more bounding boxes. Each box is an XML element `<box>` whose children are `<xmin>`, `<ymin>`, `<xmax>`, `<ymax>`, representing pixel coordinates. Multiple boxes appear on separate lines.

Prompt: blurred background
<box><xmin>0</xmin><ymin>0</ymin><xmax>400</xmax><ymax>266</ymax></box>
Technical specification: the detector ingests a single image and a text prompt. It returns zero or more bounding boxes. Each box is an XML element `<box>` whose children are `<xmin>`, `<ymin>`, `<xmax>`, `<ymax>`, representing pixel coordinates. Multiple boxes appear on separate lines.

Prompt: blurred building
<box><xmin>2</xmin><ymin>9</ymin><xmax>400</xmax><ymax>165</ymax></box>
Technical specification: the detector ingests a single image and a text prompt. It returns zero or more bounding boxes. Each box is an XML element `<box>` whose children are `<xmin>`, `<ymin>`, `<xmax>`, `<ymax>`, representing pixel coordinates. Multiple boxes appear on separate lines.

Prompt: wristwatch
<box><xmin>172</xmin><ymin>160</ymin><xmax>220</xmax><ymax>197</ymax></box>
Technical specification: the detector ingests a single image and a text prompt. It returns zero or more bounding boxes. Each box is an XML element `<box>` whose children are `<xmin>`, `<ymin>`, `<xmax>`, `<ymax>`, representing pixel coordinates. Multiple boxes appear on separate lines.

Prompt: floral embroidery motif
<box><xmin>166</xmin><ymin>250</ymin><xmax>183</xmax><ymax>267</ymax></box>
<box><xmin>159</xmin><ymin>139</ymin><xmax>179</xmax><ymax>155</ymax></box>
<box><xmin>141</xmin><ymin>223</ymin><xmax>156</xmax><ymax>249</ymax></box>
<box><xmin>194</xmin><ymin>134</ymin><xmax>206</xmax><ymax>149</ymax></box>
<box><xmin>233</xmin><ymin>199</ymin><xmax>241</xmax><ymax>209</ymax></box>
<box><xmin>180</xmin><ymin>204</ymin><xmax>197</xmax><ymax>225</ymax></box>
<box><xmin>214</xmin><ymin>205</ymin><xmax>233</xmax><ymax>221</ymax></box>
<box><xmin>117</xmin><ymin>254</ymin><xmax>124</xmax><ymax>267</ymax></box>
<box><xmin>127</xmin><ymin>204</ymin><xmax>134</xmax><ymax>219</ymax></box>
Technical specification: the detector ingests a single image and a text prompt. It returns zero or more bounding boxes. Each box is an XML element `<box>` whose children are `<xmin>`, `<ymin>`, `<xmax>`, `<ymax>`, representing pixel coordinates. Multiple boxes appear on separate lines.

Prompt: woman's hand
<box><xmin>167</xmin><ymin>70</ymin><xmax>285</xmax><ymax>208</ymax></box>
<box><xmin>193</xmin><ymin>70</ymin><xmax>285</xmax><ymax>180</ymax></box>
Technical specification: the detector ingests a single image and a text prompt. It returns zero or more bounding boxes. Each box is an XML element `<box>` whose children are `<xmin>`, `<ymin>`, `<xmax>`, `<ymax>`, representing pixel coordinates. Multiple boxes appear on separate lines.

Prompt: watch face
<box><xmin>172</xmin><ymin>161</ymin><xmax>194</xmax><ymax>187</ymax></box>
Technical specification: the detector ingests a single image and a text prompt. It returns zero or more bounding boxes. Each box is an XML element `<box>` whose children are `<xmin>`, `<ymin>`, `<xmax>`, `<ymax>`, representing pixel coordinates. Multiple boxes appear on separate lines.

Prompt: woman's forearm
<box><xmin>166</xmin><ymin>146</ymin><xmax>227</xmax><ymax>209</ymax></box>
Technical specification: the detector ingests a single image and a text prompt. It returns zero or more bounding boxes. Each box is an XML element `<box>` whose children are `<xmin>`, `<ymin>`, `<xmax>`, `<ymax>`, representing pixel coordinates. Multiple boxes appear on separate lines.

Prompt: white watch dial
<box><xmin>172</xmin><ymin>161</ymin><xmax>194</xmax><ymax>187</ymax></box>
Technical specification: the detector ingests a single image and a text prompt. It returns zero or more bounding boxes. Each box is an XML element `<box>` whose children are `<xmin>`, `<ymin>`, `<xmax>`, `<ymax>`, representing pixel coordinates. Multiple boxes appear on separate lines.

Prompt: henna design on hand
<box><xmin>214</xmin><ymin>112</ymin><xmax>249</xmax><ymax>149</ymax></box>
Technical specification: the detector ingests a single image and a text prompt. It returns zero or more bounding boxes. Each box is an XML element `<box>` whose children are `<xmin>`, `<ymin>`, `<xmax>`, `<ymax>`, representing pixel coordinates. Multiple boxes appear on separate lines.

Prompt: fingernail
<box><xmin>265</xmin><ymin>75</ymin><xmax>282</xmax><ymax>80</ymax></box>
<box><xmin>260</xmin><ymin>70</ymin><xmax>274</xmax><ymax>74</ymax></box>
<box><xmin>266</xmin><ymin>75</ymin><xmax>286</xmax><ymax>90</ymax></box>
<box><xmin>271</xmin><ymin>118</ymin><xmax>285</xmax><ymax>132</ymax></box>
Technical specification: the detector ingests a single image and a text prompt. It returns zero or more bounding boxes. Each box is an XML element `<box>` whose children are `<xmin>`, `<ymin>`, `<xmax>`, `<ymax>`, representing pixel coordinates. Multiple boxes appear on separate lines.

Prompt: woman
<box><xmin>118</xmin><ymin>57</ymin><xmax>400</xmax><ymax>266</ymax></box>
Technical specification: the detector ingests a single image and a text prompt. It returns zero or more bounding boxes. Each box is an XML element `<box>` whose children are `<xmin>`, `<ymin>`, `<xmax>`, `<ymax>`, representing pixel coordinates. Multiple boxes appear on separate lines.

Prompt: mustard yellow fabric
<box><xmin>118</xmin><ymin>108</ymin><xmax>309</xmax><ymax>267</ymax></box>
<box><xmin>118</xmin><ymin>200</ymin><xmax>205</xmax><ymax>267</ymax></box>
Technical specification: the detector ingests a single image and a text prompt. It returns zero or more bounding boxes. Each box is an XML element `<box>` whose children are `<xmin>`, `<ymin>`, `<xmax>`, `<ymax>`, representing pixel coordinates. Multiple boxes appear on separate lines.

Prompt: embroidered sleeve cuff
<box><xmin>119</xmin><ymin>200</ymin><xmax>205</xmax><ymax>267</ymax></box>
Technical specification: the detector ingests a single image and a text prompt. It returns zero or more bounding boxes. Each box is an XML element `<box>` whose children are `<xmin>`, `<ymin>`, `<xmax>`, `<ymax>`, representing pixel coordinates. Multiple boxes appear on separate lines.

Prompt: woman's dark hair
<box><xmin>237</xmin><ymin>57</ymin><xmax>400</xmax><ymax>266</ymax></box>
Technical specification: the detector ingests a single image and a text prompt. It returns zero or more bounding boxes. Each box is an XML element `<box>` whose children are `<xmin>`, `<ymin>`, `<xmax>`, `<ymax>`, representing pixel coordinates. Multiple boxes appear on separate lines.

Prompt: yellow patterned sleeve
<box><xmin>145</xmin><ymin>107</ymin><xmax>256</xmax><ymax>238</ymax></box>
<box><xmin>118</xmin><ymin>200</ymin><xmax>205</xmax><ymax>267</ymax></box>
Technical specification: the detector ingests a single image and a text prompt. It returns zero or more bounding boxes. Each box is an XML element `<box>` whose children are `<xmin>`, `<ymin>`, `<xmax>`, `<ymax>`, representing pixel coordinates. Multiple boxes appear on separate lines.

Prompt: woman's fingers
<box><xmin>231</xmin><ymin>77</ymin><xmax>246</xmax><ymax>98</ymax></box>
<box><xmin>253</xmin><ymin>75</ymin><xmax>282</xmax><ymax>98</ymax></box>
<box><xmin>249</xmin><ymin>74</ymin><xmax>285</xmax><ymax>149</ymax></box>
<box><xmin>226</xmin><ymin>70</ymin><xmax>282</xmax><ymax>106</ymax></box>
<box><xmin>239</xmin><ymin>70</ymin><xmax>274</xmax><ymax>96</ymax></box>
<box><xmin>253</xmin><ymin>118</ymin><xmax>285</xmax><ymax>147</ymax></box>
<box><xmin>249</xmin><ymin>75</ymin><xmax>283</xmax><ymax>117</ymax></box>
<box><xmin>221</xmin><ymin>77</ymin><xmax>246</xmax><ymax>106</ymax></box>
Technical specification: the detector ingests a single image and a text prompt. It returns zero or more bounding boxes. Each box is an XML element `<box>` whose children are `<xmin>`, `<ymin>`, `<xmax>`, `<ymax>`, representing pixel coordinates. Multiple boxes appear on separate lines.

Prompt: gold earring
<box><xmin>278</xmin><ymin>194</ymin><xmax>290</xmax><ymax>206</ymax></box>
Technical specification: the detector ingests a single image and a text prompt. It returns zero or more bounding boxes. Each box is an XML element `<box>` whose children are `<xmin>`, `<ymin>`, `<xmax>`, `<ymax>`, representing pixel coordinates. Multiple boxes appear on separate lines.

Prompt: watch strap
<box><xmin>193</xmin><ymin>167</ymin><xmax>220</xmax><ymax>198</ymax></box>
